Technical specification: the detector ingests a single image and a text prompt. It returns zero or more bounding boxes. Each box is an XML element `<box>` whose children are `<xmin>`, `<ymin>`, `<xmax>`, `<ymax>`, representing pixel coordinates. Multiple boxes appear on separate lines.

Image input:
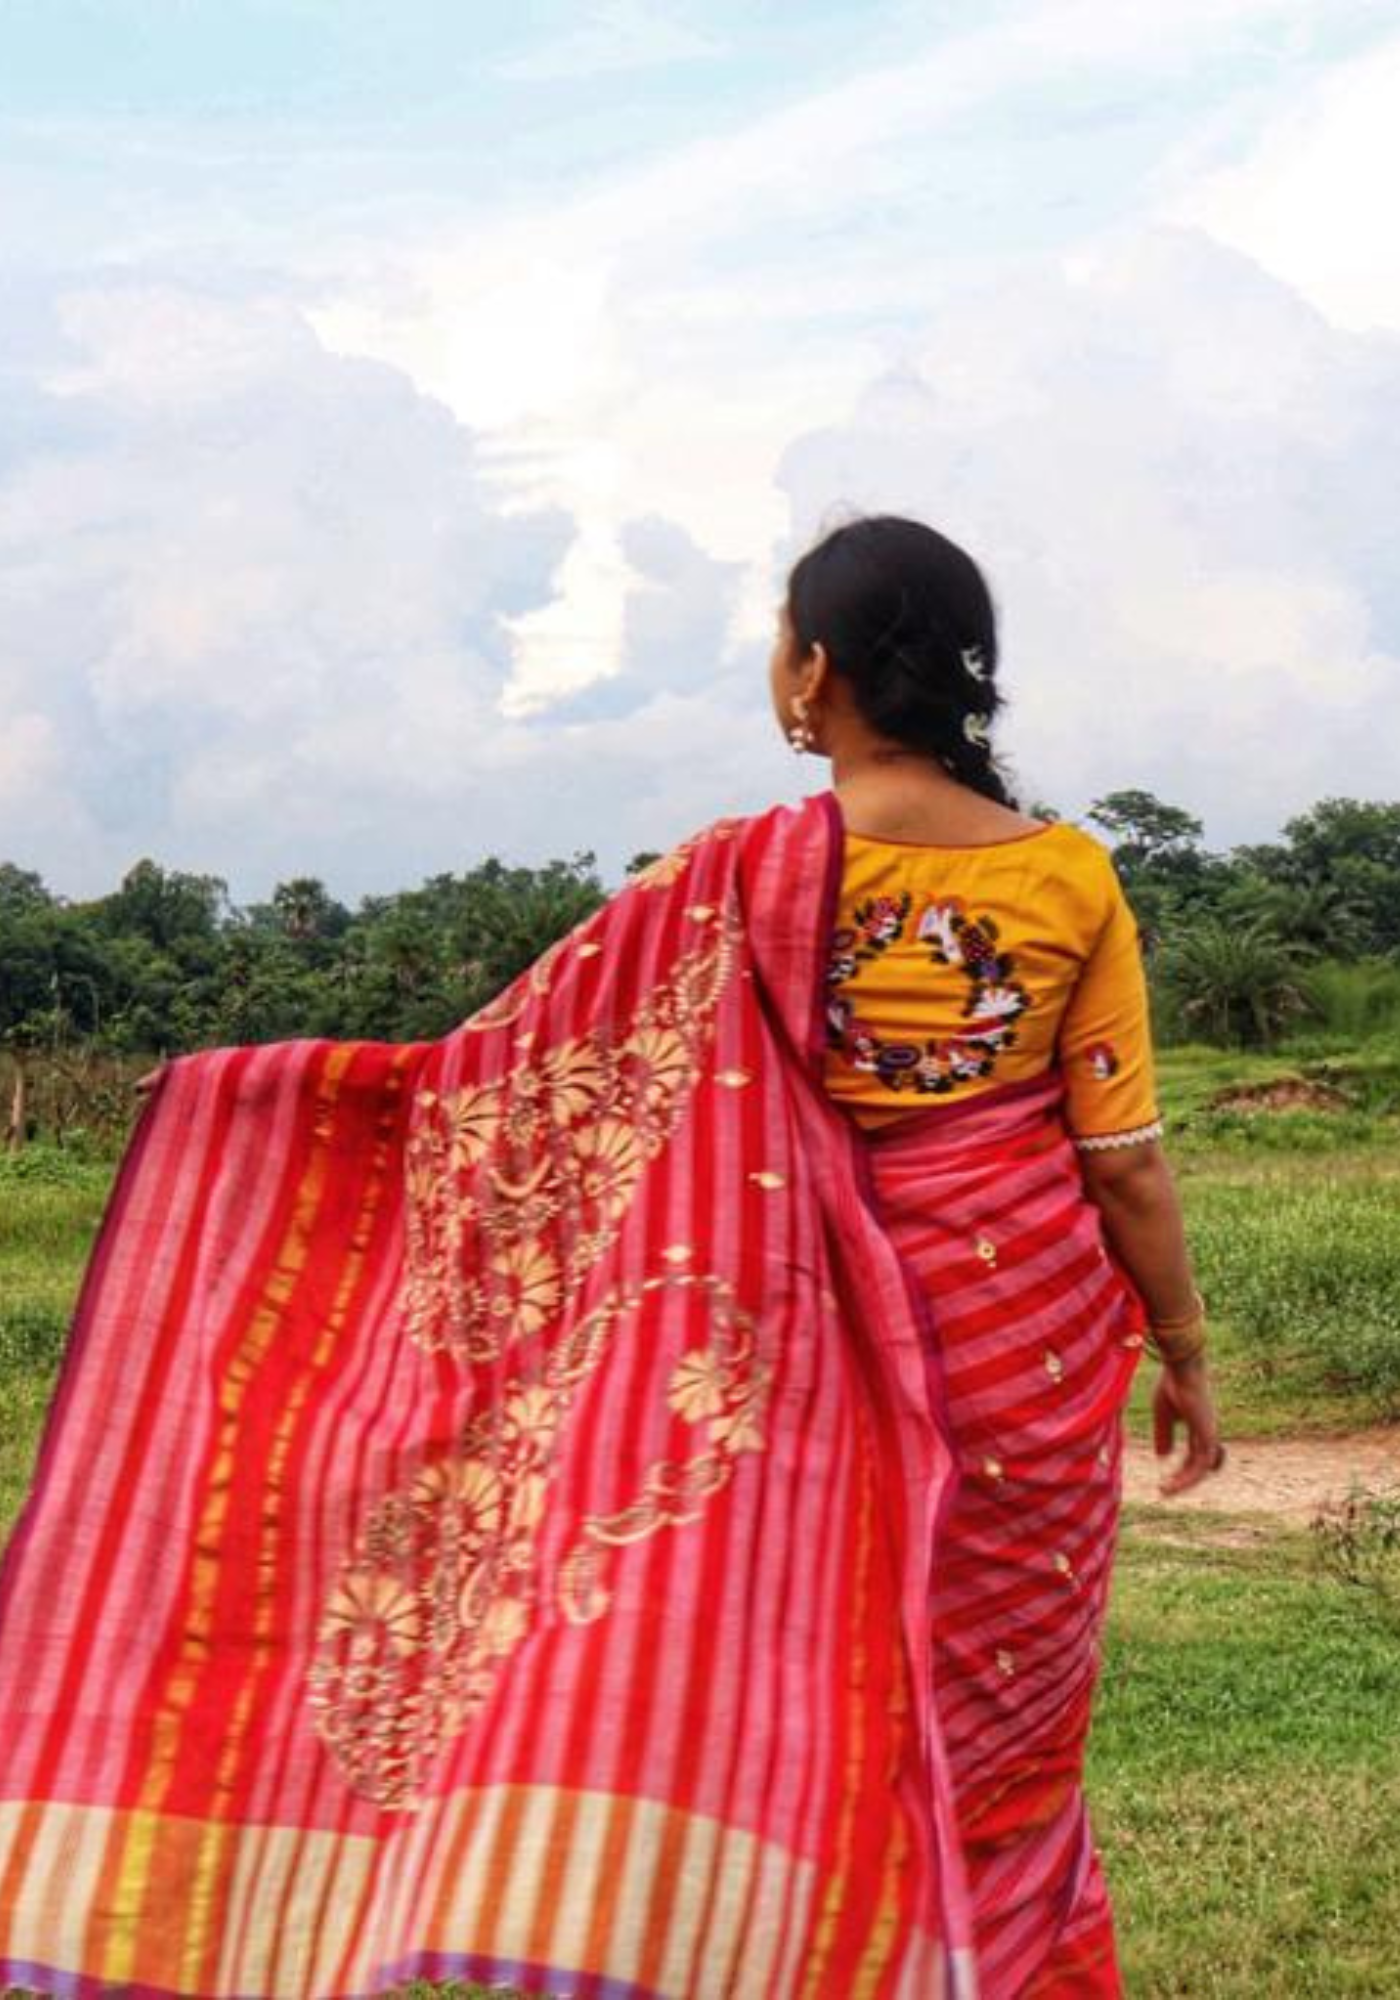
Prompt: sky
<box><xmin>1</xmin><ymin>0</ymin><xmax>1398</xmax><ymax>903</ymax></box>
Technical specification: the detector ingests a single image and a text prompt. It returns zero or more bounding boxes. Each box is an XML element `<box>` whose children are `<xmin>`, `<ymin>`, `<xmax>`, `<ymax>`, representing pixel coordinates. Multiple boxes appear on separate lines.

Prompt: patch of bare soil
<box><xmin>1124</xmin><ymin>1429</ymin><xmax>1400</xmax><ymax>1525</ymax></box>
<box><xmin>1208</xmin><ymin>1077</ymin><xmax>1350</xmax><ymax>1113</ymax></box>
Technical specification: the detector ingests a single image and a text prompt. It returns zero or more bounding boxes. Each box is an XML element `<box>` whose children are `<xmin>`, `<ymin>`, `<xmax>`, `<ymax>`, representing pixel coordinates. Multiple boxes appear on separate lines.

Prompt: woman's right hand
<box><xmin>1152</xmin><ymin>1355</ymin><xmax>1225</xmax><ymax>1497</ymax></box>
<box><xmin>133</xmin><ymin>1065</ymin><xmax>167</xmax><ymax>1099</ymax></box>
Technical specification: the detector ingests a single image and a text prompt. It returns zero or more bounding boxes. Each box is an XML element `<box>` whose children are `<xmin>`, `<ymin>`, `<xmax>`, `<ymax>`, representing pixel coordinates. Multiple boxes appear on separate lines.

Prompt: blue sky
<box><xmin>2</xmin><ymin>0</ymin><xmax>1398</xmax><ymax>900</ymax></box>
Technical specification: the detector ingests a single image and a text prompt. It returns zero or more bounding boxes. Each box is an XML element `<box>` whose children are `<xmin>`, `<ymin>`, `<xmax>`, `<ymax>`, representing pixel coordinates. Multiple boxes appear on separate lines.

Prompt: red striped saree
<box><xmin>0</xmin><ymin>788</ymin><xmax>1147</xmax><ymax>1998</ymax></box>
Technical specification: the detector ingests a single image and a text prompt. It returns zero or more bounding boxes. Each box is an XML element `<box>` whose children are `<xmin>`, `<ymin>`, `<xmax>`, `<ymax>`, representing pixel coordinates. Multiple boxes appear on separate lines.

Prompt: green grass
<box><xmin>1155</xmin><ymin>1034</ymin><xmax>1400</xmax><ymax>1155</ymax></box>
<box><xmin>1183</xmin><ymin>1173</ymin><xmax>1400</xmax><ymax>1417</ymax></box>
<box><xmin>1093</xmin><ymin>1517</ymin><xmax>1400</xmax><ymax>1997</ymax></box>
<box><xmin>0</xmin><ymin>1148</ymin><xmax>111</xmax><ymax>1525</ymax></box>
<box><xmin>1131</xmin><ymin>1031</ymin><xmax>1400</xmax><ymax>1432</ymax></box>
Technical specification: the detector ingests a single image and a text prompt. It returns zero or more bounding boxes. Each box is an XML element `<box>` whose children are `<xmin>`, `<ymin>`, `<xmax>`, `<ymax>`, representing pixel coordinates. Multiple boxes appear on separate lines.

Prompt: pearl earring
<box><xmin>788</xmin><ymin>694</ymin><xmax>816</xmax><ymax>755</ymax></box>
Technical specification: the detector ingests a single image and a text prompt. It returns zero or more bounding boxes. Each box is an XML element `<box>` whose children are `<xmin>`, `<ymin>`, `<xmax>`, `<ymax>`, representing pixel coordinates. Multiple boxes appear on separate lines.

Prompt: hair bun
<box><xmin>785</xmin><ymin>513</ymin><xmax>1019</xmax><ymax>809</ymax></box>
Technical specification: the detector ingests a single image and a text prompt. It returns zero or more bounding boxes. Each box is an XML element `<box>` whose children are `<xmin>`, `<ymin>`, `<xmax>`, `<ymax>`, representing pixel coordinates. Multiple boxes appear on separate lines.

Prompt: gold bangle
<box><xmin>1149</xmin><ymin>1288</ymin><xmax>1206</xmax><ymax>1335</ymax></box>
<box><xmin>1146</xmin><ymin>1315</ymin><xmax>1207</xmax><ymax>1365</ymax></box>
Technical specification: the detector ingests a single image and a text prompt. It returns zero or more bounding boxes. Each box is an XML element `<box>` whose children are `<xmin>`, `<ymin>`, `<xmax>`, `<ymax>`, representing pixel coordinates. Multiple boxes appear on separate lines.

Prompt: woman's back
<box><xmin>822</xmin><ymin>813</ymin><xmax>1164</xmax><ymax>1146</ymax></box>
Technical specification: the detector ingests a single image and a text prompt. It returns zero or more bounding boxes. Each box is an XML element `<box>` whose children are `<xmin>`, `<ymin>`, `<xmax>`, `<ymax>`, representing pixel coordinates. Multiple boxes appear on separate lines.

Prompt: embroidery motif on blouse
<box><xmin>825</xmin><ymin>887</ymin><xmax>1031</xmax><ymax>1097</ymax></box>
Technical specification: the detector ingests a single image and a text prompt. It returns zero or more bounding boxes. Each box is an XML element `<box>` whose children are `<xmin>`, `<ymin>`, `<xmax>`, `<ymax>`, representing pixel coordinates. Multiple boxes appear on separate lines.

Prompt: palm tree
<box><xmin>272</xmin><ymin>877</ymin><xmax>338</xmax><ymax>942</ymax></box>
<box><xmin>1154</xmin><ymin>916</ymin><xmax>1319</xmax><ymax>1048</ymax></box>
<box><xmin>1222</xmin><ymin>878</ymin><xmax>1372</xmax><ymax>960</ymax></box>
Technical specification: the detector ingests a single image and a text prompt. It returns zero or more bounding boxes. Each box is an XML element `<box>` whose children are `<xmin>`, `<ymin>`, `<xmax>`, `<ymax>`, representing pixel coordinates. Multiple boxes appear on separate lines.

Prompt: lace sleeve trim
<box><xmin>1071</xmin><ymin>1119</ymin><xmax>1164</xmax><ymax>1152</ymax></box>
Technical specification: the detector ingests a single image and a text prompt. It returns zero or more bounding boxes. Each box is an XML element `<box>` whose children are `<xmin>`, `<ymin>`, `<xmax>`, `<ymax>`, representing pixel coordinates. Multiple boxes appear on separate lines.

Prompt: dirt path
<box><xmin>1123</xmin><ymin>1427</ymin><xmax>1400</xmax><ymax>1524</ymax></box>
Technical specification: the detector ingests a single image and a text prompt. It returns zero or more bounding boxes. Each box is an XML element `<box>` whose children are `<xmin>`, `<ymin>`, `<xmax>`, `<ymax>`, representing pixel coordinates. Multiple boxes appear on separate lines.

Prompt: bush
<box><xmin>0</xmin><ymin>1299</ymin><xmax>68</xmax><ymax>1374</ymax></box>
<box><xmin>1313</xmin><ymin>1486</ymin><xmax>1400</xmax><ymax>1629</ymax></box>
<box><xmin>1298</xmin><ymin>959</ymin><xmax>1400</xmax><ymax>1042</ymax></box>
<box><xmin>0</xmin><ymin>1143</ymin><xmax>115</xmax><ymax>1190</ymax></box>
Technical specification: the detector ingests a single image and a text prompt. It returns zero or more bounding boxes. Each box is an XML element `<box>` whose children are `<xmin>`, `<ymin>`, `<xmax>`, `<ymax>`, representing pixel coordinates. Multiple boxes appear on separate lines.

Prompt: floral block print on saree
<box><xmin>0</xmin><ymin>789</ymin><xmax>1146</xmax><ymax>1998</ymax></box>
<box><xmin>1</xmin><ymin>794</ymin><xmax>984</xmax><ymax>2000</ymax></box>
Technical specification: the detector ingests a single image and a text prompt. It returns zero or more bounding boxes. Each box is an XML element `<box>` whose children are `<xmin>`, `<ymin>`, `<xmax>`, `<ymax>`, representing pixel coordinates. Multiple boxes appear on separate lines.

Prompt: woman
<box><xmin>770</xmin><ymin>514</ymin><xmax>1223</xmax><ymax>1993</ymax></box>
<box><xmin>0</xmin><ymin>514</ymin><xmax>1219</xmax><ymax>1998</ymax></box>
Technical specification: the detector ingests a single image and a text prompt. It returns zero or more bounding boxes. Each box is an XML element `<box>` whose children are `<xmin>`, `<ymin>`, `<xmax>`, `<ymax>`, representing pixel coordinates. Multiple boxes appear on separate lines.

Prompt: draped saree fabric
<box><xmin>0</xmin><ymin>789</ymin><xmax>1147</xmax><ymax>1998</ymax></box>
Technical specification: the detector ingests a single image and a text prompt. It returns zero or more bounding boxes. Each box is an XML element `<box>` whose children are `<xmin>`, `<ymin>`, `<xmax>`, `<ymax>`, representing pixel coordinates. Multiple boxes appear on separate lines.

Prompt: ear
<box><xmin>803</xmin><ymin>640</ymin><xmax>830</xmax><ymax>702</ymax></box>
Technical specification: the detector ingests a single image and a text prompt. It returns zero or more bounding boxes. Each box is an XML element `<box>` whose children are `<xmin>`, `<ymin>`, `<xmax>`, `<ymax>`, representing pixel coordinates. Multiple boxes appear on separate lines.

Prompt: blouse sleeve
<box><xmin>1056</xmin><ymin>856</ymin><xmax>1164</xmax><ymax>1150</ymax></box>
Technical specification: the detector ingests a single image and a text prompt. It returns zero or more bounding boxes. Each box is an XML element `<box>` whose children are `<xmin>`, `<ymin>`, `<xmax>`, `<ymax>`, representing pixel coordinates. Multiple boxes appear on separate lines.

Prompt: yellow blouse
<box><xmin>822</xmin><ymin>822</ymin><xmax>1163</xmax><ymax>1147</ymax></box>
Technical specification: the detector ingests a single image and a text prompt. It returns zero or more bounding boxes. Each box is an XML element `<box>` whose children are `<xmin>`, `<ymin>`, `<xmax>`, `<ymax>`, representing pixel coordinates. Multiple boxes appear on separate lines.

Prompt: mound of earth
<box><xmin>1209</xmin><ymin>1076</ymin><xmax>1349</xmax><ymax>1113</ymax></box>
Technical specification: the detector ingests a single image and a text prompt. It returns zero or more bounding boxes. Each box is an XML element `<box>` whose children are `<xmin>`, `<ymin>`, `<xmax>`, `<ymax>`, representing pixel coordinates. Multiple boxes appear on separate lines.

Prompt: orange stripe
<box><xmin>474</xmin><ymin>1782</ymin><xmax>532</xmax><ymax>1952</ymax></box>
<box><xmin>523</xmin><ymin>1785</ymin><xmax>581</xmax><ymax>1968</ymax></box>
<box><xmin>632</xmin><ymin>1789</ymin><xmax>694</xmax><ymax>1990</ymax></box>
<box><xmin>183</xmin><ymin>1049</ymin><xmax>415</xmax><ymax>1991</ymax></box>
<box><xmin>799</xmin><ymin>1439</ymin><xmax>872</xmax><ymax>1997</ymax></box>
<box><xmin>581</xmin><ymin>1793</ymin><xmax>637</xmax><ymax>1971</ymax></box>
<box><xmin>99</xmin><ymin>1046</ymin><xmax>354</xmax><ymax>1989</ymax></box>
<box><xmin>856</xmin><ymin>1457</ymin><xmax>916</xmax><ymax>1996</ymax></box>
<box><xmin>0</xmin><ymin>1802</ymin><xmax>44</xmax><ymax>1956</ymax></box>
<box><xmin>855</xmin><ymin>1785</ymin><xmax>910</xmax><ymax>1997</ymax></box>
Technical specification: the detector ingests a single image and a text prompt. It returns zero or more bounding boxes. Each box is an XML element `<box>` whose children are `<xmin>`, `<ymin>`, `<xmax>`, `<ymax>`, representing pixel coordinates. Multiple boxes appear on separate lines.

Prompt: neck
<box><xmin>828</xmin><ymin>742</ymin><xmax>952</xmax><ymax>790</ymax></box>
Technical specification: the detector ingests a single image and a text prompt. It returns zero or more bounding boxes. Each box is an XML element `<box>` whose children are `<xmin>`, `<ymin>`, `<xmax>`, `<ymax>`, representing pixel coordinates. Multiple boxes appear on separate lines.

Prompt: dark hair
<box><xmin>785</xmin><ymin>512</ymin><xmax>1019</xmax><ymax>808</ymax></box>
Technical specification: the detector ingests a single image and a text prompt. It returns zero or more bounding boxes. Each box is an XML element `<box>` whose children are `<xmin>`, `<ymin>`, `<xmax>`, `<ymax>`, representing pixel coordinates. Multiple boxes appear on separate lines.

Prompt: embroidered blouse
<box><xmin>822</xmin><ymin>821</ymin><xmax>1163</xmax><ymax>1148</ymax></box>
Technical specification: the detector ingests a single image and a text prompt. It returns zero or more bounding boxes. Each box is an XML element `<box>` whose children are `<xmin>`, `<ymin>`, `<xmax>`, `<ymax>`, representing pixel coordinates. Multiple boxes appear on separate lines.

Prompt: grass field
<box><xmin>2</xmin><ymin>1034</ymin><xmax>1397</xmax><ymax>1995</ymax></box>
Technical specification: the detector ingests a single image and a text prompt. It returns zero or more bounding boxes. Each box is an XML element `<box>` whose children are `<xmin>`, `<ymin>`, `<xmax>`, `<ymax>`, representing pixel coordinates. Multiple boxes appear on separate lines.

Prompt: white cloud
<box><xmin>1159</xmin><ymin>30</ymin><xmax>1400</xmax><ymax>333</ymax></box>
<box><xmin>0</xmin><ymin>712</ymin><xmax>58</xmax><ymax>798</ymax></box>
<box><xmin>306</xmin><ymin>0</ymin><xmax>1392</xmax><ymax>716</ymax></box>
<box><xmin>491</xmin><ymin>1</ymin><xmax>725</xmax><ymax>82</ymax></box>
<box><xmin>5</xmin><ymin>2</ymin><xmax>1400</xmax><ymax>901</ymax></box>
<box><xmin>0</xmin><ymin>271</ymin><xmax>798</xmax><ymax>899</ymax></box>
<box><xmin>773</xmin><ymin>225</ymin><xmax>1400</xmax><ymax>846</ymax></box>
<box><xmin>0</xmin><ymin>277</ymin><xmax>585</xmax><ymax>894</ymax></box>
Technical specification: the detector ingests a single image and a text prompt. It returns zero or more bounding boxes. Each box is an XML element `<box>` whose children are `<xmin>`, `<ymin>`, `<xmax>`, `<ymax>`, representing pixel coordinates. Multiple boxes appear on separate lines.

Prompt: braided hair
<box><xmin>785</xmin><ymin>513</ymin><xmax>1020</xmax><ymax>809</ymax></box>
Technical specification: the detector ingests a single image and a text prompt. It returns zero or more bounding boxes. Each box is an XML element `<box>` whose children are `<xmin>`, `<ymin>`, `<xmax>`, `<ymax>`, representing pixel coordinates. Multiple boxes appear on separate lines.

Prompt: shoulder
<box><xmin>1028</xmin><ymin>822</ymin><xmax>1131</xmax><ymax>943</ymax></box>
<box><xmin>1034</xmin><ymin>818</ymin><xmax>1111</xmax><ymax>861</ymax></box>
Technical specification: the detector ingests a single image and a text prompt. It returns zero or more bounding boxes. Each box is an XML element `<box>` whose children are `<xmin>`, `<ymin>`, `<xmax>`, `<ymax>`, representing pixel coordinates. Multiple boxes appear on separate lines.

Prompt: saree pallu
<box><xmin>0</xmin><ymin>789</ymin><xmax>1145</xmax><ymax>1999</ymax></box>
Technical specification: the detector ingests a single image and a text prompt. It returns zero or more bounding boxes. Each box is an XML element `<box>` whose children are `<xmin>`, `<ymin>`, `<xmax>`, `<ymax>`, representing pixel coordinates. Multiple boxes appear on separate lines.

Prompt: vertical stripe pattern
<box><xmin>0</xmin><ymin>789</ymin><xmax>1137</xmax><ymax>1996</ymax></box>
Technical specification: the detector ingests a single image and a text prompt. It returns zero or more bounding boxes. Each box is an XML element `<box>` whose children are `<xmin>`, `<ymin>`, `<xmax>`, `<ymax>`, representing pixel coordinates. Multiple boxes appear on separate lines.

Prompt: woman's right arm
<box><xmin>1076</xmin><ymin>1135</ymin><xmax>1196</xmax><ymax>1326</ymax></box>
<box><xmin>1077</xmin><ymin>1136</ymin><xmax>1223</xmax><ymax>1496</ymax></box>
<box><xmin>1054</xmin><ymin>835</ymin><xmax>1224</xmax><ymax>1497</ymax></box>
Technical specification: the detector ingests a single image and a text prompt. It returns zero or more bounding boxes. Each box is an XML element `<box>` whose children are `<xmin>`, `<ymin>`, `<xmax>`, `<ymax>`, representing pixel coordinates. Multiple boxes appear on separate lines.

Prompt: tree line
<box><xmin>2</xmin><ymin>791</ymin><xmax>1398</xmax><ymax>1065</ymax></box>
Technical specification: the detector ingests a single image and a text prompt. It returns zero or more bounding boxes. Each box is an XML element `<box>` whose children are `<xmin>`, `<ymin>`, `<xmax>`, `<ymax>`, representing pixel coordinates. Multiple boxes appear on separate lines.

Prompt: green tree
<box><xmin>271</xmin><ymin>876</ymin><xmax>348</xmax><ymax>944</ymax></box>
<box><xmin>1153</xmin><ymin>915</ymin><xmax>1318</xmax><ymax>1048</ymax></box>
<box><xmin>99</xmin><ymin>859</ymin><xmax>230</xmax><ymax>951</ymax></box>
<box><xmin>1086</xmin><ymin>788</ymin><xmax>1236</xmax><ymax>946</ymax></box>
<box><xmin>1086</xmin><ymin>790</ymin><xmax>1204</xmax><ymax>875</ymax></box>
<box><xmin>0</xmin><ymin>864</ymin><xmax>52</xmax><ymax>916</ymax></box>
<box><xmin>1216</xmin><ymin>874</ymin><xmax>1372</xmax><ymax>960</ymax></box>
<box><xmin>1278</xmin><ymin>799</ymin><xmax>1400</xmax><ymax>955</ymax></box>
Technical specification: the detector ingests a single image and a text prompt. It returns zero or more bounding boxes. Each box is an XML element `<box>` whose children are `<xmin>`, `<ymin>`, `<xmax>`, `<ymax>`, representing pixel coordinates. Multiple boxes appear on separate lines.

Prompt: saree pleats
<box><xmin>859</xmin><ymin>1072</ymin><xmax>1144</xmax><ymax>1997</ymax></box>
<box><xmin>0</xmin><ymin>790</ymin><xmax>1141</xmax><ymax>1997</ymax></box>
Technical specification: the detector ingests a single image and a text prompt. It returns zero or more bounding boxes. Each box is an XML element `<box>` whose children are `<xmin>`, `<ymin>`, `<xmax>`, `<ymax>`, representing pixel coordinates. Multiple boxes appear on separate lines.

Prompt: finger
<box><xmin>1152</xmin><ymin>1384</ymin><xmax>1175</xmax><ymax>1459</ymax></box>
<box><xmin>1159</xmin><ymin>1454</ymin><xmax>1206</xmax><ymax>1496</ymax></box>
<box><xmin>1160</xmin><ymin>1438</ymin><xmax>1226</xmax><ymax>1497</ymax></box>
